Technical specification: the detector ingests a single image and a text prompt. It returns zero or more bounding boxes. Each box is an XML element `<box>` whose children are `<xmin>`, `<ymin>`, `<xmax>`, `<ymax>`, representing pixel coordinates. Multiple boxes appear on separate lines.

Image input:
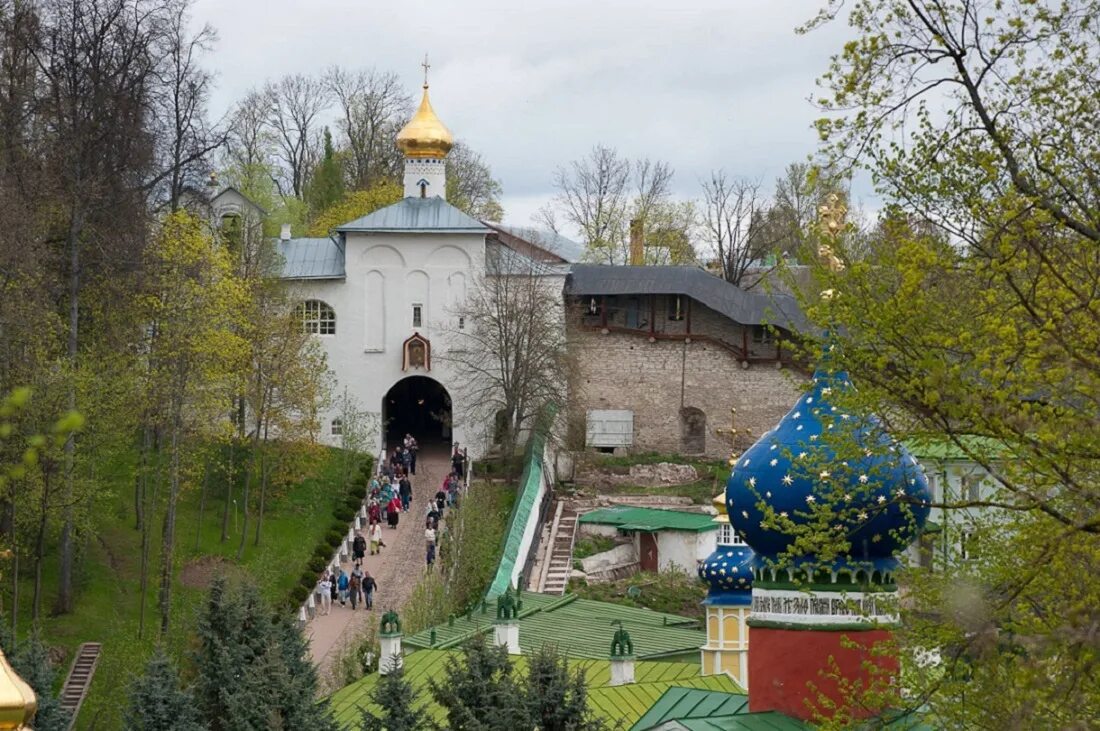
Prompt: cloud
<box><xmin>191</xmin><ymin>0</ymin><xmax>858</xmax><ymax>227</ymax></box>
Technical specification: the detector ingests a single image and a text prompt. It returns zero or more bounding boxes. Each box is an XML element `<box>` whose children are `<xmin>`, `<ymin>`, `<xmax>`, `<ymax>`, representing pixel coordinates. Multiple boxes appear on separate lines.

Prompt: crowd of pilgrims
<box><xmin>315</xmin><ymin>435</ymin><xmax>468</xmax><ymax>616</ymax></box>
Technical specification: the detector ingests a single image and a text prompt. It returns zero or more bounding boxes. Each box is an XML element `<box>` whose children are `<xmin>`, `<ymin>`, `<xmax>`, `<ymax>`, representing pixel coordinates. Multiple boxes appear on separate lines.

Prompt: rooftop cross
<box><xmin>421</xmin><ymin>53</ymin><xmax>431</xmax><ymax>88</ymax></box>
<box><xmin>714</xmin><ymin>407</ymin><xmax>749</xmax><ymax>465</ymax></box>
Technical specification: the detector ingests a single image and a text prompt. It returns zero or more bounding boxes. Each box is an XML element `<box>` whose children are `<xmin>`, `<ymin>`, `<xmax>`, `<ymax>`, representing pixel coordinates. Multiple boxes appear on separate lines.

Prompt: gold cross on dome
<box><xmin>421</xmin><ymin>53</ymin><xmax>431</xmax><ymax>87</ymax></box>
<box><xmin>715</xmin><ymin>407</ymin><xmax>750</xmax><ymax>464</ymax></box>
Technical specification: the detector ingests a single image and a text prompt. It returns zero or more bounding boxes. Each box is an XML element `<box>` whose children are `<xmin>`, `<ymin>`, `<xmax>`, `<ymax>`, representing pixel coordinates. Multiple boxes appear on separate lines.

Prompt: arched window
<box><xmin>331</xmin><ymin>418</ymin><xmax>343</xmax><ymax>436</ymax></box>
<box><xmin>296</xmin><ymin>300</ymin><xmax>336</xmax><ymax>335</ymax></box>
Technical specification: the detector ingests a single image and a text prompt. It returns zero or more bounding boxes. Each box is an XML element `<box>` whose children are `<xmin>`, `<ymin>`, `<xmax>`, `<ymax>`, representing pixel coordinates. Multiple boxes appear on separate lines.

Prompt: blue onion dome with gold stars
<box><xmin>725</xmin><ymin>362</ymin><xmax>931</xmax><ymax>573</ymax></box>
<box><xmin>699</xmin><ymin>544</ymin><xmax>754</xmax><ymax>605</ymax></box>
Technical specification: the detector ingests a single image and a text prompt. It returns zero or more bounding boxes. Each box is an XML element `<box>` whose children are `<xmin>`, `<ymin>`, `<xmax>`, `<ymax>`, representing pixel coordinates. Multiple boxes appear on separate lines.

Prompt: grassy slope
<box><xmin>13</xmin><ymin>444</ymin><xmax>348</xmax><ymax>730</ymax></box>
<box><xmin>574</xmin><ymin>451</ymin><xmax>730</xmax><ymax>505</ymax></box>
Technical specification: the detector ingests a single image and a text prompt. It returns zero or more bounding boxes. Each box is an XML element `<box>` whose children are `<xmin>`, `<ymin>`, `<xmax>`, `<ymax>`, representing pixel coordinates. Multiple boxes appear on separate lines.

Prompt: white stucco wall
<box><xmin>656</xmin><ymin>530</ymin><xmax>717</xmax><ymax>573</ymax></box>
<box><xmin>290</xmin><ymin>228</ymin><xmax>488</xmax><ymax>456</ymax></box>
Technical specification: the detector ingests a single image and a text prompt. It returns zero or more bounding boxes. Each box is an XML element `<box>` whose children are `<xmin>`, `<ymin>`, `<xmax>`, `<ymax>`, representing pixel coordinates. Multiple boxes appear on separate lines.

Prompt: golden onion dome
<box><xmin>712</xmin><ymin>492</ymin><xmax>729</xmax><ymax>519</ymax></box>
<box><xmin>0</xmin><ymin>649</ymin><xmax>36</xmax><ymax>730</ymax></box>
<box><xmin>395</xmin><ymin>84</ymin><xmax>454</xmax><ymax>159</ymax></box>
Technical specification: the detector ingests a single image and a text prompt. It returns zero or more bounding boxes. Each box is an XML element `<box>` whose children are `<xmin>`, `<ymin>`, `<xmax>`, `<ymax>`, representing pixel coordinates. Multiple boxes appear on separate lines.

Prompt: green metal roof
<box><xmin>404</xmin><ymin>592</ymin><xmax>703</xmax><ymax>660</ymax></box>
<box><xmin>630</xmin><ymin>687</ymin><xmax>748</xmax><ymax>730</ymax></box>
<box><xmin>644</xmin><ymin>712</ymin><xmax>808</xmax><ymax>730</ymax></box>
<box><xmin>904</xmin><ymin>434</ymin><xmax>1010</xmax><ymax>461</ymax></box>
<box><xmin>580</xmin><ymin>506</ymin><xmax>718</xmax><ymax>533</ymax></box>
<box><xmin>588</xmin><ymin>675</ymin><xmax>743</xmax><ymax>728</ymax></box>
<box><xmin>327</xmin><ymin>648</ymin><xmax>737</xmax><ymax>730</ymax></box>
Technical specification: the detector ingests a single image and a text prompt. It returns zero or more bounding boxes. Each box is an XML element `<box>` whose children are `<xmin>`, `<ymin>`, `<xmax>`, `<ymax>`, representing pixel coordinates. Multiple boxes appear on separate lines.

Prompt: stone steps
<box><xmin>60</xmin><ymin>642</ymin><xmax>102</xmax><ymax>729</ymax></box>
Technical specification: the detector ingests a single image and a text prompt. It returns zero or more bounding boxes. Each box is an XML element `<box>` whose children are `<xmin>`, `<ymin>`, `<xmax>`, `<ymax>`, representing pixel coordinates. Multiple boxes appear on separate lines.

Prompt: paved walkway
<box><xmin>306</xmin><ymin>446</ymin><xmax>451</xmax><ymax>683</ymax></box>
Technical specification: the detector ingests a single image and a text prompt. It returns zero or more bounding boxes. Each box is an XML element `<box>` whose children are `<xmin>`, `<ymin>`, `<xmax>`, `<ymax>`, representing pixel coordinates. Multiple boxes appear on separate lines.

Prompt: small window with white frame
<box><xmin>458</xmin><ymin>315</ymin><xmax>465</xmax><ymax>330</ymax></box>
<box><xmin>331</xmin><ymin>418</ymin><xmax>343</xmax><ymax>436</ymax></box>
<box><xmin>718</xmin><ymin>523</ymin><xmax>745</xmax><ymax>546</ymax></box>
<box><xmin>296</xmin><ymin>300</ymin><xmax>336</xmax><ymax>335</ymax></box>
<box><xmin>412</xmin><ymin>304</ymin><xmax>423</xmax><ymax>328</ymax></box>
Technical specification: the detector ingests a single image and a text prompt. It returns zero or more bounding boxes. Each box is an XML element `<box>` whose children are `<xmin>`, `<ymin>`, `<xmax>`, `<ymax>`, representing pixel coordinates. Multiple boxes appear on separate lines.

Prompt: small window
<box><xmin>751</xmin><ymin>325</ymin><xmax>774</xmax><ymax>346</ymax></box>
<box><xmin>667</xmin><ymin>295</ymin><xmax>684</xmax><ymax>321</ymax></box>
<box><xmin>412</xmin><ymin>304</ymin><xmax>423</xmax><ymax>328</ymax></box>
<box><xmin>962</xmin><ymin>475</ymin><xmax>981</xmax><ymax>502</ymax></box>
<box><xmin>458</xmin><ymin>316</ymin><xmax>465</xmax><ymax>330</ymax></box>
<box><xmin>296</xmin><ymin>300</ymin><xmax>336</xmax><ymax>335</ymax></box>
<box><xmin>331</xmin><ymin>418</ymin><xmax>343</xmax><ymax>436</ymax></box>
<box><xmin>718</xmin><ymin>523</ymin><xmax>746</xmax><ymax>546</ymax></box>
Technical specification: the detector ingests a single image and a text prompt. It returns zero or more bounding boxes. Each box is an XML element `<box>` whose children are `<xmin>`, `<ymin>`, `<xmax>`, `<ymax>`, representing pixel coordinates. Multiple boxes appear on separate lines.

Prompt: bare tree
<box><xmin>156</xmin><ymin>2</ymin><xmax>223</xmax><ymax>210</ymax></box>
<box><xmin>323</xmin><ymin>66</ymin><xmax>410</xmax><ymax>189</ymax></box>
<box><xmin>264</xmin><ymin>74</ymin><xmax>330</xmax><ymax>198</ymax></box>
<box><xmin>547</xmin><ymin>145</ymin><xmax>630</xmax><ymax>263</ymax></box>
<box><xmin>225</xmin><ymin>89</ymin><xmax>272</xmax><ymax>174</ymax></box>
<box><xmin>443</xmin><ymin>247</ymin><xmax>569</xmax><ymax>470</ymax></box>
<box><xmin>701</xmin><ymin>170</ymin><xmax>769</xmax><ymax>286</ymax></box>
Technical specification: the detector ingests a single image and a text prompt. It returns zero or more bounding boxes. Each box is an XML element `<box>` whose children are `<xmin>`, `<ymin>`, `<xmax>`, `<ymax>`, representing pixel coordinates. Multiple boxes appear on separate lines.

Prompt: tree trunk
<box><xmin>195</xmin><ymin>457</ymin><xmax>210</xmax><ymax>551</ymax></box>
<box><xmin>158</xmin><ymin>393</ymin><xmax>185</xmax><ymax>636</ymax></box>
<box><xmin>135</xmin><ymin>425</ymin><xmax>151</xmax><ymax>530</ymax></box>
<box><xmin>58</xmin><ymin>210</ymin><xmax>82</xmax><ymax>615</ymax></box>
<box><xmin>221</xmin><ymin>440</ymin><xmax>234</xmax><ymax>543</ymax></box>
<box><xmin>32</xmin><ymin>468</ymin><xmax>51</xmax><ymax>623</ymax></box>
<box><xmin>237</xmin><ymin>436</ymin><xmax>260</xmax><ymax>561</ymax></box>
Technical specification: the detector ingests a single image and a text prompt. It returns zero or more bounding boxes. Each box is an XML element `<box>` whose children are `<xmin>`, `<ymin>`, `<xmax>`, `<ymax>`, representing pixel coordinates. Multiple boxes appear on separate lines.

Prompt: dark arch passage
<box><xmin>381</xmin><ymin>376</ymin><xmax>452</xmax><ymax>450</ymax></box>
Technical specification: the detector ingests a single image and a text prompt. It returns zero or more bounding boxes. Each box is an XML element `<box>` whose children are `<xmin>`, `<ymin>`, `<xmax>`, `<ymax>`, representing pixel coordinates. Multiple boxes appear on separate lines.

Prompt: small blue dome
<box><xmin>725</xmin><ymin>366</ymin><xmax>930</xmax><ymax>569</ymax></box>
<box><xmin>698</xmin><ymin>544</ymin><xmax>754</xmax><ymax>605</ymax></box>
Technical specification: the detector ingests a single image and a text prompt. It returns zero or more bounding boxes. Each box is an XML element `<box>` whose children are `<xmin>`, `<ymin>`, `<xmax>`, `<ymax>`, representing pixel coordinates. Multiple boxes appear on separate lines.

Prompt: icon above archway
<box><xmin>403</xmin><ymin>333</ymin><xmax>431</xmax><ymax>371</ymax></box>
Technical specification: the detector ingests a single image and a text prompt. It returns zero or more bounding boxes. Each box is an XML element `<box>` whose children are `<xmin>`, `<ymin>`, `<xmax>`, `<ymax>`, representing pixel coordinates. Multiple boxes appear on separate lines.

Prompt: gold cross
<box><xmin>714</xmin><ymin>407</ymin><xmax>750</xmax><ymax>464</ymax></box>
<box><xmin>421</xmin><ymin>53</ymin><xmax>431</xmax><ymax>87</ymax></box>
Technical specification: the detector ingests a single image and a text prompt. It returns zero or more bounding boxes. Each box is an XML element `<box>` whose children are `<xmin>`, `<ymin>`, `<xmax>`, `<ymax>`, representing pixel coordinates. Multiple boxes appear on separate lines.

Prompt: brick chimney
<box><xmin>629</xmin><ymin>219</ymin><xmax>644</xmax><ymax>265</ymax></box>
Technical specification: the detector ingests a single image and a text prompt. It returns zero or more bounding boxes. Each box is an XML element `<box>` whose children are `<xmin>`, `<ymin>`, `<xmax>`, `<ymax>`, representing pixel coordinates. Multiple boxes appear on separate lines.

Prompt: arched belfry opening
<box><xmin>382</xmin><ymin>376</ymin><xmax>451</xmax><ymax>450</ymax></box>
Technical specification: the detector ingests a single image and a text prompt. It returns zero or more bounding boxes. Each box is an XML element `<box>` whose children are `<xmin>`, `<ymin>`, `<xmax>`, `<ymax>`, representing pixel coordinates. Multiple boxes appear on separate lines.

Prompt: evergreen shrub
<box><xmin>325</xmin><ymin>530</ymin><xmax>344</xmax><ymax>548</ymax></box>
<box><xmin>334</xmin><ymin>505</ymin><xmax>355</xmax><ymax>522</ymax></box>
<box><xmin>313</xmin><ymin>544</ymin><xmax>331</xmax><ymax>561</ymax></box>
<box><xmin>289</xmin><ymin>584</ymin><xmax>312</xmax><ymax>605</ymax></box>
<box><xmin>350</xmin><ymin>484</ymin><xmax>367</xmax><ymax>499</ymax></box>
<box><xmin>345</xmin><ymin>494</ymin><xmax>362</xmax><ymax>510</ymax></box>
<box><xmin>300</xmin><ymin>571</ymin><xmax>319</xmax><ymax>589</ymax></box>
<box><xmin>308</xmin><ymin>556</ymin><xmax>328</xmax><ymax>573</ymax></box>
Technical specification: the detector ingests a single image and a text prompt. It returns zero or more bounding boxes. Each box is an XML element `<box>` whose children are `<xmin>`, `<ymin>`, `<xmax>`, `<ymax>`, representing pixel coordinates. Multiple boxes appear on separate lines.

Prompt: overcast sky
<box><xmin>192</xmin><ymin>0</ymin><xmax>856</xmax><ymax>229</ymax></box>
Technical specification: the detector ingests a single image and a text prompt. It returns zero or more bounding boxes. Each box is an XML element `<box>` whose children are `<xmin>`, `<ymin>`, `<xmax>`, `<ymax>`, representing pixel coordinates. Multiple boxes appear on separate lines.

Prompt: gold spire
<box><xmin>395</xmin><ymin>55</ymin><xmax>454</xmax><ymax>160</ymax></box>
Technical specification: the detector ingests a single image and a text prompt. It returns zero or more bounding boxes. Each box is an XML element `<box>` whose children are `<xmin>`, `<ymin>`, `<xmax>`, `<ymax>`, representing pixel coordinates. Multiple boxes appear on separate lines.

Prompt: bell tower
<box><xmin>395</xmin><ymin>55</ymin><xmax>453</xmax><ymax>199</ymax></box>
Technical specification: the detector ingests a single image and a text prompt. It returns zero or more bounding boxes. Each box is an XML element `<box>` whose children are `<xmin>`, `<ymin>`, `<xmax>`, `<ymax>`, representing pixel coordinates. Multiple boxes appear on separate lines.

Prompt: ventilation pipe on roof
<box><xmin>280</xmin><ymin>223</ymin><xmax>292</xmax><ymax>241</ymax></box>
<box><xmin>609</xmin><ymin>622</ymin><xmax>636</xmax><ymax>686</ymax></box>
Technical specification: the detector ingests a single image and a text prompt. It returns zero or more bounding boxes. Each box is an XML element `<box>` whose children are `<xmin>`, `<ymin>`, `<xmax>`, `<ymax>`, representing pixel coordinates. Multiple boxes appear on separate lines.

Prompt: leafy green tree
<box><xmin>430</xmin><ymin>634</ymin><xmax>528</xmax><ymax>731</ymax></box>
<box><xmin>361</xmin><ymin>661</ymin><xmax>425</xmax><ymax>731</ymax></box>
<box><xmin>308</xmin><ymin>182</ymin><xmax>403</xmax><ymax>236</ymax></box>
<box><xmin>524</xmin><ymin>644</ymin><xmax>608</xmax><ymax>731</ymax></box>
<box><xmin>194</xmin><ymin>576</ymin><xmax>337</xmax><ymax>731</ymax></box>
<box><xmin>124</xmin><ymin>649</ymin><xmax>204</xmax><ymax>731</ymax></box>
<box><xmin>791</xmin><ymin>1</ymin><xmax>1100</xmax><ymax>726</ymax></box>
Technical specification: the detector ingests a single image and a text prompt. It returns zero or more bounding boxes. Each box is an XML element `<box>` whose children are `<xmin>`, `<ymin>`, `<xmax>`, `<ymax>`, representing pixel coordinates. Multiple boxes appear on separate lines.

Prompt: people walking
<box><xmin>318</xmin><ymin>573</ymin><xmax>332</xmax><ymax>615</ymax></box>
<box><xmin>404</xmin><ymin>434</ymin><xmax>419</xmax><ymax>475</ymax></box>
<box><xmin>353</xmin><ymin>531</ymin><xmax>367</xmax><ymax>561</ymax></box>
<box><xmin>426</xmin><ymin>541</ymin><xmax>436</xmax><ymax>568</ymax></box>
<box><xmin>348</xmin><ymin>570</ymin><xmax>362</xmax><ymax>610</ymax></box>
<box><xmin>399</xmin><ymin>475</ymin><xmax>412</xmax><ymax>512</ymax></box>
<box><xmin>337</xmin><ymin>569</ymin><xmax>349</xmax><ymax>606</ymax></box>
<box><xmin>387</xmin><ymin>494</ymin><xmax>401</xmax><ymax>528</ymax></box>
<box><xmin>451</xmin><ymin>444</ymin><xmax>466</xmax><ymax>480</ymax></box>
<box><xmin>362</xmin><ymin>571</ymin><xmax>377</xmax><ymax>609</ymax></box>
<box><xmin>370</xmin><ymin>521</ymin><xmax>384</xmax><ymax>554</ymax></box>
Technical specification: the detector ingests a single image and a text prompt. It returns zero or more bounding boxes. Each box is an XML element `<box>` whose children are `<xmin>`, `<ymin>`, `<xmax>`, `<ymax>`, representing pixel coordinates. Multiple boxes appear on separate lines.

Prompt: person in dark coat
<box><xmin>399</xmin><ymin>476</ymin><xmax>412</xmax><ymax>512</ymax></box>
<box><xmin>387</xmin><ymin>495</ymin><xmax>401</xmax><ymax>528</ymax></box>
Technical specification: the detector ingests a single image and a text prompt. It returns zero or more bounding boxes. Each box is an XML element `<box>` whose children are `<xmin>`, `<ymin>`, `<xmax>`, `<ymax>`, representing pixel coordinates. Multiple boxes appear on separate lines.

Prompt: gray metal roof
<box><xmin>566</xmin><ymin>265</ymin><xmax>807</xmax><ymax>331</ymax></box>
<box><xmin>335</xmin><ymin>196</ymin><xmax>488</xmax><ymax>233</ymax></box>
<box><xmin>277</xmin><ymin>237</ymin><xmax>345</xmax><ymax>280</ymax></box>
<box><xmin>488</xmin><ymin>223</ymin><xmax>584</xmax><ymax>262</ymax></box>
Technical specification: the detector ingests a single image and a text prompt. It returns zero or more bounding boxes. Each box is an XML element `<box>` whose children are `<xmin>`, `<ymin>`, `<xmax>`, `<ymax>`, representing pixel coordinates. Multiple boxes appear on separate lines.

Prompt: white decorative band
<box><xmin>750</xmin><ymin>587</ymin><xmax>898</xmax><ymax>626</ymax></box>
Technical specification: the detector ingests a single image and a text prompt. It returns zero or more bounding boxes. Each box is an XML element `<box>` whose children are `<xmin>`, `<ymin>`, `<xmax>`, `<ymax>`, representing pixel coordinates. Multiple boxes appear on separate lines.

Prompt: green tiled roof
<box><xmin>630</xmin><ymin>687</ymin><xmax>748</xmax><ymax>730</ymax></box>
<box><xmin>580</xmin><ymin>507</ymin><xmax>718</xmax><ymax>533</ymax></box>
<box><xmin>404</xmin><ymin>592</ymin><xmax>703</xmax><ymax>660</ymax></box>
<box><xmin>326</xmin><ymin>648</ymin><xmax>739</xmax><ymax>730</ymax></box>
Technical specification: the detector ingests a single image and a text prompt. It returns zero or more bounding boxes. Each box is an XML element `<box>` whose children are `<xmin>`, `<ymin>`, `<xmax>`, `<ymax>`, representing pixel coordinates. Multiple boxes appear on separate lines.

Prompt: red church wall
<box><xmin>748</xmin><ymin>625</ymin><xmax>899</xmax><ymax>722</ymax></box>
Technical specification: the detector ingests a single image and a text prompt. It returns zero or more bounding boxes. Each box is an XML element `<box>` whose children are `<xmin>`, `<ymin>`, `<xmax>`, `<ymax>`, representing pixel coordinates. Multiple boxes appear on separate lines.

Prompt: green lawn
<box><xmin>10</xmin><ymin>443</ymin><xmax>351</xmax><ymax>730</ymax></box>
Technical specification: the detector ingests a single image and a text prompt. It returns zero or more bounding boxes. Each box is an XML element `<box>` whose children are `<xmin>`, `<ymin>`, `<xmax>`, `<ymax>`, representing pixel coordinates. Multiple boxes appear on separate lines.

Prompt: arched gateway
<box><xmin>381</xmin><ymin>376</ymin><xmax>452</xmax><ymax>450</ymax></box>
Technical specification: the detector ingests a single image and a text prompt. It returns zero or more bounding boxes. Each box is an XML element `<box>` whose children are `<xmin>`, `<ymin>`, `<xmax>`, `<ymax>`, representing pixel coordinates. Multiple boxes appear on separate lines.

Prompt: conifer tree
<box><xmin>124</xmin><ymin>649</ymin><xmax>203</xmax><ymax>731</ymax></box>
<box><xmin>524</xmin><ymin>644</ymin><xmax>608</xmax><ymax>731</ymax></box>
<box><xmin>430</xmin><ymin>634</ymin><xmax>528</xmax><ymax>731</ymax></box>
<box><xmin>361</xmin><ymin>661</ymin><xmax>425</xmax><ymax>731</ymax></box>
<box><xmin>5</xmin><ymin>631</ymin><xmax>69</xmax><ymax>731</ymax></box>
<box><xmin>193</xmin><ymin>577</ymin><xmax>336</xmax><ymax>731</ymax></box>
